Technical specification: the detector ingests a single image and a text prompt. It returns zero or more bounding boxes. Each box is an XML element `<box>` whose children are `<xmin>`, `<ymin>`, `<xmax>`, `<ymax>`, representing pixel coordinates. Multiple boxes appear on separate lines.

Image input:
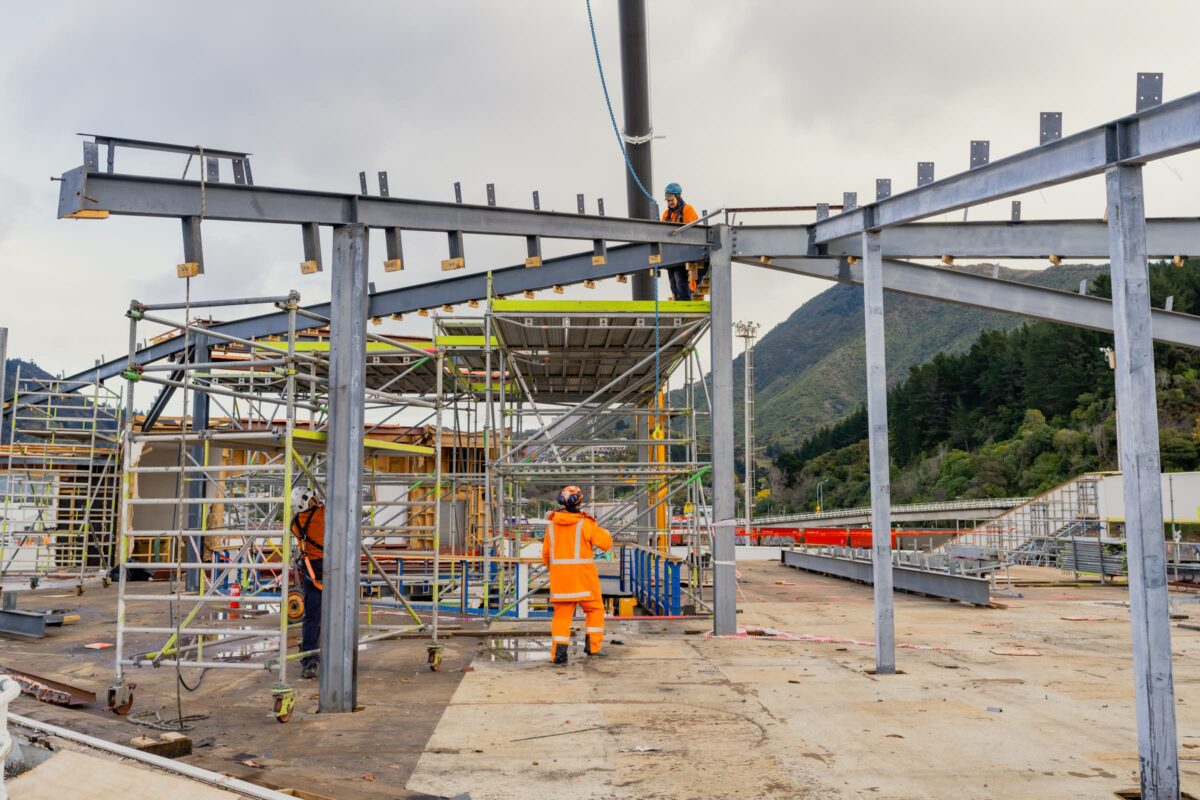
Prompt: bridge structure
<box><xmin>6</xmin><ymin>70</ymin><xmax>1199</xmax><ymax>797</ymax></box>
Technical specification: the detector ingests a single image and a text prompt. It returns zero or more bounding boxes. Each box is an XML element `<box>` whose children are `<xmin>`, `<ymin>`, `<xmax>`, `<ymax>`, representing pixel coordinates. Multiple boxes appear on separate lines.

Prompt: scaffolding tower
<box><xmin>0</xmin><ymin>370</ymin><xmax>122</xmax><ymax>588</ymax></box>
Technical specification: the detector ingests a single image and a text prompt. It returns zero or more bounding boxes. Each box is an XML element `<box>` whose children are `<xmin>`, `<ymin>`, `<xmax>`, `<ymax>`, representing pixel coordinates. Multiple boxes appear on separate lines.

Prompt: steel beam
<box><xmin>319</xmin><ymin>224</ymin><xmax>369</xmax><ymax>713</ymax></box>
<box><xmin>861</xmin><ymin>231</ymin><xmax>895</xmax><ymax>673</ymax></box>
<box><xmin>743</xmin><ymin>256</ymin><xmax>1200</xmax><ymax>350</ymax></box>
<box><xmin>56</xmin><ymin>170</ymin><xmax>709</xmax><ymax>247</ymax></box>
<box><xmin>1108</xmin><ymin>164</ymin><xmax>1179</xmax><ymax>798</ymax></box>
<box><xmin>733</xmin><ymin>218</ymin><xmax>1200</xmax><ymax>260</ymax></box>
<box><xmin>708</xmin><ymin>225</ymin><xmax>737</xmax><ymax>635</ymax></box>
<box><xmin>0</xmin><ymin>608</ymin><xmax>48</xmax><ymax>638</ymax></box>
<box><xmin>812</xmin><ymin>89</ymin><xmax>1200</xmax><ymax>244</ymax></box>
<box><xmin>57</xmin><ymin>242</ymin><xmax>707</xmax><ymax>388</ymax></box>
<box><xmin>780</xmin><ymin>549</ymin><xmax>990</xmax><ymax>606</ymax></box>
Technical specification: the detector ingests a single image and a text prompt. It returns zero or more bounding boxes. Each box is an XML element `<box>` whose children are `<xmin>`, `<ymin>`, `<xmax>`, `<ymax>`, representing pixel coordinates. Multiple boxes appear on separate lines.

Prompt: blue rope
<box><xmin>584</xmin><ymin>0</ymin><xmax>662</xmax><ymax>398</ymax></box>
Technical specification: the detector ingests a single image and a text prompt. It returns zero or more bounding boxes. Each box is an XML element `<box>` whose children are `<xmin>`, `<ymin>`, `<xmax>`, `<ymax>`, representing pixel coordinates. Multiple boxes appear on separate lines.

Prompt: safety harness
<box><xmin>292</xmin><ymin>506</ymin><xmax>324</xmax><ymax>591</ymax></box>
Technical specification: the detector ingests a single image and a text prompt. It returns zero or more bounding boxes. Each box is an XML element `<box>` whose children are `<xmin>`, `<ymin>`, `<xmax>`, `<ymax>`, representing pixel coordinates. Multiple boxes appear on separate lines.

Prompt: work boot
<box><xmin>551</xmin><ymin>644</ymin><xmax>569</xmax><ymax>666</ymax></box>
<box><xmin>301</xmin><ymin>660</ymin><xmax>319</xmax><ymax>680</ymax></box>
<box><xmin>585</xmin><ymin>641</ymin><xmax>608</xmax><ymax>658</ymax></box>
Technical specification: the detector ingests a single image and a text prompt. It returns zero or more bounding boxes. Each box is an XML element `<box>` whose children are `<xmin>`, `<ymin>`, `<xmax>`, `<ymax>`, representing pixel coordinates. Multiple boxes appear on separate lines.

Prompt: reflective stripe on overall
<box><xmin>547</xmin><ymin>519</ymin><xmax>592</xmax><ymax>601</ymax></box>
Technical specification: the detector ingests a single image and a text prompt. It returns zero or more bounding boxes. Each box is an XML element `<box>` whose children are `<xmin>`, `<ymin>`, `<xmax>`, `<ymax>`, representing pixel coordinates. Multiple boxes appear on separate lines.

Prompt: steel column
<box><xmin>618</xmin><ymin>0</ymin><xmax>656</xmax><ymax>301</ymax></box>
<box><xmin>0</xmin><ymin>328</ymin><xmax>7</xmax><ymax>437</ymax></box>
<box><xmin>862</xmin><ymin>230</ymin><xmax>896</xmax><ymax>674</ymax></box>
<box><xmin>1107</xmin><ymin>164</ymin><xmax>1179</xmax><ymax>798</ymax></box>
<box><xmin>319</xmin><ymin>224</ymin><xmax>369</xmax><ymax>713</ymax></box>
<box><xmin>709</xmin><ymin>225</ymin><xmax>737</xmax><ymax>634</ymax></box>
<box><xmin>185</xmin><ymin>334</ymin><xmax>209</xmax><ymax>593</ymax></box>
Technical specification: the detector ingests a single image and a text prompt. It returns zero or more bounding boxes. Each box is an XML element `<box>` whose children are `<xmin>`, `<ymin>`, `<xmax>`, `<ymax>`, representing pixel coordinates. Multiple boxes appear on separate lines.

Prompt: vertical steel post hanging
<box><xmin>708</xmin><ymin>225</ymin><xmax>737</xmax><ymax>634</ymax></box>
<box><xmin>432</xmin><ymin>347</ymin><xmax>445</xmax><ymax>641</ymax></box>
<box><xmin>185</xmin><ymin>333</ymin><xmax>210</xmax><ymax>593</ymax></box>
<box><xmin>862</xmin><ymin>229</ymin><xmax>896</xmax><ymax>674</ymax></box>
<box><xmin>278</xmin><ymin>297</ymin><xmax>298</xmax><ymax>690</ymax></box>
<box><xmin>320</xmin><ymin>224</ymin><xmax>369</xmax><ymax>713</ymax></box>
<box><xmin>112</xmin><ymin>310</ymin><xmax>139</xmax><ymax>703</ymax></box>
<box><xmin>483</xmin><ymin>311</ymin><xmax>493</xmax><ymax>618</ymax></box>
<box><xmin>1106</xmin><ymin>163</ymin><xmax>1179</xmax><ymax>798</ymax></box>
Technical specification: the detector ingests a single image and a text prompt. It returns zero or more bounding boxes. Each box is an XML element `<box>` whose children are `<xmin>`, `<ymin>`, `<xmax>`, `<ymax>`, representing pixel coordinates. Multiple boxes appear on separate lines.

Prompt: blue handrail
<box><xmin>619</xmin><ymin>545</ymin><xmax>682</xmax><ymax>616</ymax></box>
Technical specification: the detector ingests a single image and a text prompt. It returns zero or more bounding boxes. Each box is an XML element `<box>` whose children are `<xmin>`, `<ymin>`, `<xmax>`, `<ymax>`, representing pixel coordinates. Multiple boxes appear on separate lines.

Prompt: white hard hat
<box><xmin>290</xmin><ymin>486</ymin><xmax>317</xmax><ymax>511</ymax></box>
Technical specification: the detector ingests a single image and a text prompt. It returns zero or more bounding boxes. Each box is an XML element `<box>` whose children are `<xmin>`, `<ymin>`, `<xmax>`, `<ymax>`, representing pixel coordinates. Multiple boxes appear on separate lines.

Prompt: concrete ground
<box><xmin>3</xmin><ymin>560</ymin><xmax>1200</xmax><ymax>798</ymax></box>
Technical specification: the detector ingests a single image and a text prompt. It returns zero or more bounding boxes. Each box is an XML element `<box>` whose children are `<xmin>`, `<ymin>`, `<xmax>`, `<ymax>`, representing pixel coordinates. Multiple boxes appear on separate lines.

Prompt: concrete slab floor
<box><xmin>3</xmin><ymin>560</ymin><xmax>1200</xmax><ymax>798</ymax></box>
<box><xmin>409</xmin><ymin>561</ymin><xmax>1200</xmax><ymax>799</ymax></box>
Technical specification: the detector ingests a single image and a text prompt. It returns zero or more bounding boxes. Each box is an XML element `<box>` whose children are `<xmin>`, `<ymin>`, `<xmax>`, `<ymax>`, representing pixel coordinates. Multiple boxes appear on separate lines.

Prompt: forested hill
<box><xmin>736</xmin><ymin>263</ymin><xmax>1105</xmax><ymax>452</ymax></box>
<box><xmin>767</xmin><ymin>259</ymin><xmax>1200</xmax><ymax>515</ymax></box>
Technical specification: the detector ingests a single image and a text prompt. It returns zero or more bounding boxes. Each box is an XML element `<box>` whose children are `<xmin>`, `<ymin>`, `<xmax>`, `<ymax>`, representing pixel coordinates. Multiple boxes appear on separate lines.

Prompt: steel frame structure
<box><xmin>37</xmin><ymin>72</ymin><xmax>1200</xmax><ymax>795</ymax></box>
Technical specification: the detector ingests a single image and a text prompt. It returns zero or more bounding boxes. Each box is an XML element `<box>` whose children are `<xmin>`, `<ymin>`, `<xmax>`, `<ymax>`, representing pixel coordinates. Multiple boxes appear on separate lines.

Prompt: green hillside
<box><xmin>766</xmin><ymin>259</ymin><xmax>1200</xmax><ymax>515</ymax></box>
<box><xmin>736</xmin><ymin>264</ymin><xmax>1105</xmax><ymax>452</ymax></box>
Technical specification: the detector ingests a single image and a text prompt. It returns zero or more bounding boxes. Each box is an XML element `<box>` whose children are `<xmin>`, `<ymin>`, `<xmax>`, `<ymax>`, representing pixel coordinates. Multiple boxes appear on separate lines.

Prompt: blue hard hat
<box><xmin>664</xmin><ymin>182</ymin><xmax>682</xmax><ymax>196</ymax></box>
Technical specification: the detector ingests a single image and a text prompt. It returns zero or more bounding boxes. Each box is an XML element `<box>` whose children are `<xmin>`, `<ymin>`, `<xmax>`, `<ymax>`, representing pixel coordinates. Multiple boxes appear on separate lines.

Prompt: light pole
<box><xmin>816</xmin><ymin>478</ymin><xmax>830</xmax><ymax>513</ymax></box>
<box><xmin>733</xmin><ymin>321</ymin><xmax>759</xmax><ymax>526</ymax></box>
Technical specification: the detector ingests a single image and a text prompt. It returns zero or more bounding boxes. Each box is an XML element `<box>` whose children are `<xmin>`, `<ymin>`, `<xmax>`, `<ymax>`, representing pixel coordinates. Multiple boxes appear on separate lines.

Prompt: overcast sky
<box><xmin>2</xmin><ymin>0</ymin><xmax>1200</xmax><ymax>378</ymax></box>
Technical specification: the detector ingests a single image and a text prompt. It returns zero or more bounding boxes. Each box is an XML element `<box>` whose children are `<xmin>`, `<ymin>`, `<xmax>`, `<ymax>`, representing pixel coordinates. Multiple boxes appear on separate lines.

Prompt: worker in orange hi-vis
<box><xmin>542</xmin><ymin>485</ymin><xmax>613</xmax><ymax>665</ymax></box>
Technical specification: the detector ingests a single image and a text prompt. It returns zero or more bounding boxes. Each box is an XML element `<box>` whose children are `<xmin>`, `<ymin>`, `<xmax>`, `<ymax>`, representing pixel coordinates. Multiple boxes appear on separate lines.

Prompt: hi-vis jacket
<box><xmin>541</xmin><ymin>510</ymin><xmax>613</xmax><ymax>603</ymax></box>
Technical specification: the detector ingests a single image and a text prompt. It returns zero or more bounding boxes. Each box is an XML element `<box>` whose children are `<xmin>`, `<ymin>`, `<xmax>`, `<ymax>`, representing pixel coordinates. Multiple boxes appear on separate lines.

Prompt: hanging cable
<box><xmin>584</xmin><ymin>0</ymin><xmax>663</xmax><ymax>400</ymax></box>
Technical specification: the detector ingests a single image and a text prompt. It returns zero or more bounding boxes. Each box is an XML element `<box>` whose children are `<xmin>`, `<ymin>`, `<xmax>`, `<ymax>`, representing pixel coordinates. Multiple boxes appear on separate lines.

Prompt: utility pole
<box><xmin>618</xmin><ymin>0</ymin><xmax>658</xmax><ymax>545</ymax></box>
<box><xmin>734</xmin><ymin>321</ymin><xmax>759</xmax><ymax>526</ymax></box>
<box><xmin>617</xmin><ymin>0</ymin><xmax>655</xmax><ymax>302</ymax></box>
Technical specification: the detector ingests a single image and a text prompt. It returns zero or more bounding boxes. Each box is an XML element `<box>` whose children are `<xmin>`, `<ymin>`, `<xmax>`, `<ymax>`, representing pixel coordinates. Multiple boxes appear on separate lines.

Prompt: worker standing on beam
<box><xmin>661</xmin><ymin>182</ymin><xmax>701</xmax><ymax>300</ymax></box>
<box><xmin>290</xmin><ymin>486</ymin><xmax>325</xmax><ymax>680</ymax></box>
<box><xmin>543</xmin><ymin>486</ymin><xmax>613</xmax><ymax>665</ymax></box>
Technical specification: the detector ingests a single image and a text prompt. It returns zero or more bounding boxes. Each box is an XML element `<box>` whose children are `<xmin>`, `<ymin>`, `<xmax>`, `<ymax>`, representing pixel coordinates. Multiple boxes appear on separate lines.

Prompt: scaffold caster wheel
<box><xmin>29</xmin><ymin>577</ymin><xmax>38</xmax><ymax>590</ymax></box>
<box><xmin>75</xmin><ymin>584</ymin><xmax>83</xmax><ymax>597</ymax></box>
<box><xmin>427</xmin><ymin>643</ymin><xmax>443</xmax><ymax>672</ymax></box>
<box><xmin>272</xmin><ymin>685</ymin><xmax>296</xmax><ymax>724</ymax></box>
<box><xmin>105</xmin><ymin>683</ymin><xmax>136</xmax><ymax>716</ymax></box>
<box><xmin>286</xmin><ymin>591</ymin><xmax>304</xmax><ymax>622</ymax></box>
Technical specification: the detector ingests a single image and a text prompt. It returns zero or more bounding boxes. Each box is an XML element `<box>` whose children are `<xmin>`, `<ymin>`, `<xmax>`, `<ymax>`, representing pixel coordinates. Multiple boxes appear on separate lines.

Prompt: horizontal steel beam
<box><xmin>61</xmin><ymin>242</ymin><xmax>707</xmax><ymax>386</ymax></box>
<box><xmin>812</xmin><ymin>89</ymin><xmax>1200</xmax><ymax>244</ymax></box>
<box><xmin>781</xmin><ymin>548</ymin><xmax>991</xmax><ymax>605</ymax></box>
<box><xmin>0</xmin><ymin>609</ymin><xmax>48</xmax><ymax>638</ymax></box>
<box><xmin>57</xmin><ymin>169</ymin><xmax>711</xmax><ymax>246</ymax></box>
<box><xmin>734</xmin><ymin>218</ymin><xmax>1200</xmax><ymax>259</ymax></box>
<box><xmin>744</xmin><ymin>255</ymin><xmax>1200</xmax><ymax>349</ymax></box>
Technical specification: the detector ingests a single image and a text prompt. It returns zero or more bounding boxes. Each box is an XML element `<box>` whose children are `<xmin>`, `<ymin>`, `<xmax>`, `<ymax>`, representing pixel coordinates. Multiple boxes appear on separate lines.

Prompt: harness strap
<box><xmin>304</xmin><ymin>555</ymin><xmax>323</xmax><ymax>591</ymax></box>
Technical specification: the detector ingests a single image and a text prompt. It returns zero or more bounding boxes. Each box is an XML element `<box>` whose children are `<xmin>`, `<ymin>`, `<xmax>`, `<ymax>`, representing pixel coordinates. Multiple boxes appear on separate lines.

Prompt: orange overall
<box><xmin>542</xmin><ymin>510</ymin><xmax>613</xmax><ymax>654</ymax></box>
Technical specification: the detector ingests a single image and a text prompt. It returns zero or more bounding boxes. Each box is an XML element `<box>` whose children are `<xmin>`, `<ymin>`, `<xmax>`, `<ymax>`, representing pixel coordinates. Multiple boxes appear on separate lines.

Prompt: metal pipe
<box><xmin>617</xmin><ymin>0</ymin><xmax>656</xmax><ymax>301</ymax></box>
<box><xmin>7</xmin><ymin>713</ymin><xmax>297</xmax><ymax>800</ymax></box>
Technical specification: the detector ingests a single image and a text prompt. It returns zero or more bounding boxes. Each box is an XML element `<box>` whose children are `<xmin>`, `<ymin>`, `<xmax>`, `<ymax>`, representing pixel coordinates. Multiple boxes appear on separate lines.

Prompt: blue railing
<box><xmin>619</xmin><ymin>545</ymin><xmax>682</xmax><ymax>616</ymax></box>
